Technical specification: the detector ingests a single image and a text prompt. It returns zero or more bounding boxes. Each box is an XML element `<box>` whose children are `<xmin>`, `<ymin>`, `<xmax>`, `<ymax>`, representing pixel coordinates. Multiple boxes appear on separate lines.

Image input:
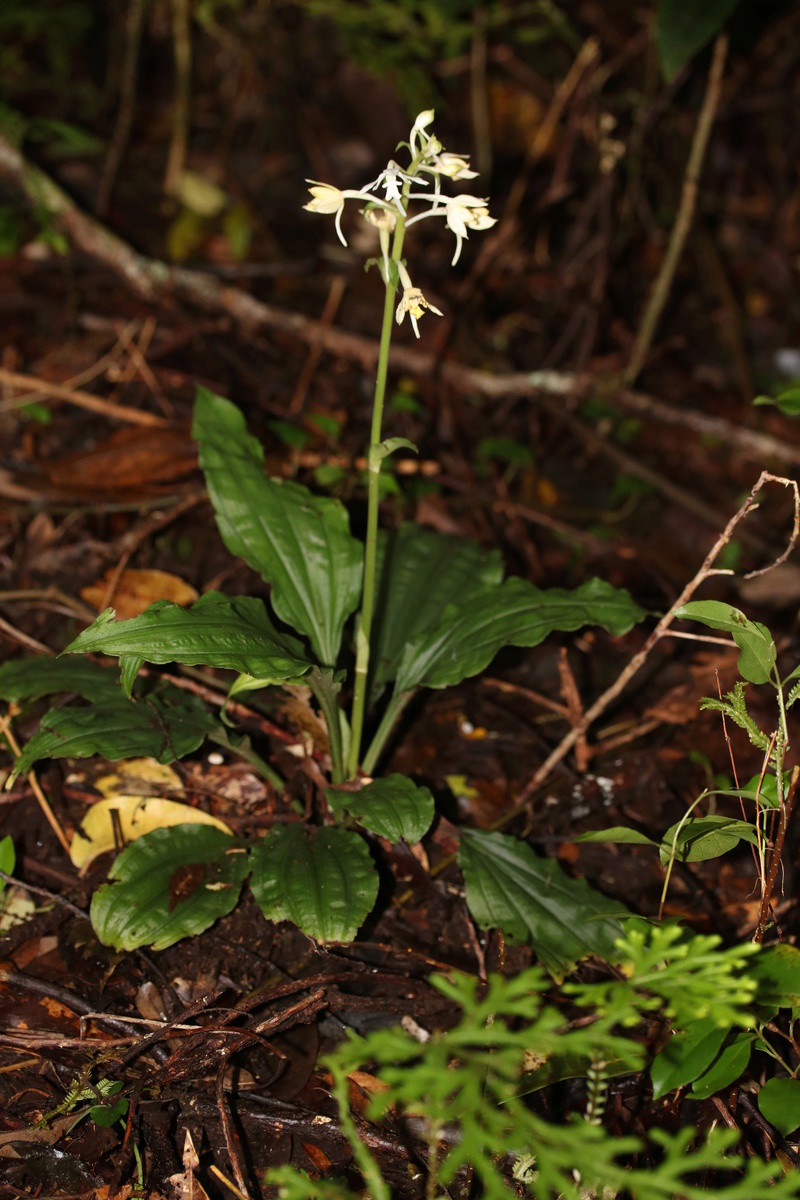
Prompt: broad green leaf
<box><xmin>650</xmin><ymin>1018</ymin><xmax>729</xmax><ymax>1099</ymax></box>
<box><xmin>754</xmin><ymin>388</ymin><xmax>800</xmax><ymax>417</ymax></box>
<box><xmin>748</xmin><ymin>944</ymin><xmax>800</xmax><ymax>1011</ymax></box>
<box><xmin>0</xmin><ymin>656</ymin><xmax>121</xmax><ymax>703</ymax></box>
<box><xmin>656</xmin><ymin>0</ymin><xmax>743</xmax><ymax>80</ymax></box>
<box><xmin>65</xmin><ymin>592</ymin><xmax>312</xmax><ymax>681</ymax></box>
<box><xmin>458</xmin><ymin>829</ymin><xmax>628</xmax><ymax>981</ymax></box>
<box><xmin>659</xmin><ymin>815</ymin><xmax>759</xmax><ymax>865</ymax></box>
<box><xmin>371</xmin><ymin>525</ymin><xmax>503</xmax><ymax>697</ymax></box>
<box><xmin>574</xmin><ymin>827</ymin><xmax>656</xmax><ymax>846</ymax></box>
<box><xmin>396</xmin><ymin>577</ymin><xmax>645</xmax><ymax>693</ymax></box>
<box><xmin>11</xmin><ymin>685</ymin><xmax>218</xmax><ymax>781</ymax></box>
<box><xmin>193</xmin><ymin>389</ymin><xmax>363</xmax><ymax>666</ymax></box>
<box><xmin>325</xmin><ymin>774</ymin><xmax>435</xmax><ymax>843</ymax></box>
<box><xmin>690</xmin><ymin>1031</ymin><xmax>754</xmax><ymax>1099</ymax></box>
<box><xmin>91</xmin><ymin>825</ymin><xmax>248</xmax><ymax>951</ymax></box>
<box><xmin>739</xmin><ymin>771</ymin><xmax>790</xmax><ymax>809</ymax></box>
<box><xmin>675</xmin><ymin>600</ymin><xmax>776</xmax><ymax>685</ymax></box>
<box><xmin>758</xmin><ymin>1076</ymin><xmax>800</xmax><ymax>1136</ymax></box>
<box><xmin>90</xmin><ymin>1098</ymin><xmax>129</xmax><ymax>1128</ymax></box>
<box><xmin>250</xmin><ymin>824</ymin><xmax>377</xmax><ymax>943</ymax></box>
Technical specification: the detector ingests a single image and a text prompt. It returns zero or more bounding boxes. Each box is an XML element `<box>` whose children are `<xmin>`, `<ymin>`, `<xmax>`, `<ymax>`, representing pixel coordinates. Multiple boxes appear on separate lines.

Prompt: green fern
<box><xmin>701</xmin><ymin>681</ymin><xmax>772</xmax><ymax>755</ymax></box>
<box><xmin>268</xmin><ymin>922</ymin><xmax>800</xmax><ymax>1199</ymax></box>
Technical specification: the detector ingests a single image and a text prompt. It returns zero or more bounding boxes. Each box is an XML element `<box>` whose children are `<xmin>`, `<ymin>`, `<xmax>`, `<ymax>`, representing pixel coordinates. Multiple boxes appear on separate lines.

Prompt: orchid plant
<box><xmin>304</xmin><ymin>109</ymin><xmax>497</xmax><ymax>777</ymax></box>
<box><xmin>2</xmin><ymin>111</ymin><xmax>645</xmax><ymax>957</ymax></box>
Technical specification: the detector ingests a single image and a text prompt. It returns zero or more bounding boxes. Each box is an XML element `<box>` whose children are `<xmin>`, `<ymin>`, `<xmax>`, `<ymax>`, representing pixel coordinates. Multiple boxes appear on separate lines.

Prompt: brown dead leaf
<box><xmin>81</xmin><ymin>568</ymin><xmax>198</xmax><ymax>617</ymax></box>
<box><xmin>347</xmin><ymin>1070</ymin><xmax>390</xmax><ymax>1115</ymax></box>
<box><xmin>167</xmin><ymin>1130</ymin><xmax>209</xmax><ymax>1199</ymax></box>
<box><xmin>45</xmin><ymin>424</ymin><xmax>197</xmax><ymax>496</ymax></box>
<box><xmin>302</xmin><ymin>1142</ymin><xmax>333</xmax><ymax>1172</ymax></box>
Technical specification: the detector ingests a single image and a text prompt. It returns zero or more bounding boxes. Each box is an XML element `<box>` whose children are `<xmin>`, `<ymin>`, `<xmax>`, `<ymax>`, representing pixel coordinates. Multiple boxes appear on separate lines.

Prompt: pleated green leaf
<box><xmin>91</xmin><ymin>825</ymin><xmax>249</xmax><ymax>951</ymax></box>
<box><xmin>458</xmin><ymin>829</ymin><xmax>627</xmax><ymax>981</ymax></box>
<box><xmin>11</xmin><ymin>685</ymin><xmax>218</xmax><ymax>780</ymax></box>
<box><xmin>325</xmin><ymin>773</ymin><xmax>435</xmax><ymax>843</ymax></box>
<box><xmin>193</xmin><ymin>388</ymin><xmax>363</xmax><ymax>666</ymax></box>
<box><xmin>396</xmin><ymin>577</ymin><xmax>644</xmax><ymax>693</ymax></box>
<box><xmin>250</xmin><ymin>824</ymin><xmax>377</xmax><ymax>943</ymax></box>
<box><xmin>0</xmin><ymin>656</ymin><xmax>122</xmax><ymax>704</ymax></box>
<box><xmin>65</xmin><ymin>591</ymin><xmax>312</xmax><ymax>681</ymax></box>
<box><xmin>370</xmin><ymin>524</ymin><xmax>503</xmax><ymax>698</ymax></box>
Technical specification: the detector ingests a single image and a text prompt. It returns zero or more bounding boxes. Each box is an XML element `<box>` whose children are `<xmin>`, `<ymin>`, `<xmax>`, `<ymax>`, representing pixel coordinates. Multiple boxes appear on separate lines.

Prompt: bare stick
<box><xmin>0</xmin><ymin>367</ymin><xmax>167</xmax><ymax>427</ymax></box>
<box><xmin>96</xmin><ymin>0</ymin><xmax>146</xmax><ymax>215</ymax></box>
<box><xmin>624</xmin><ymin>34</ymin><xmax>728</xmax><ymax>385</ymax></box>
<box><xmin>754</xmin><ymin>765</ymin><xmax>800</xmax><ymax>944</ymax></box>
<box><xmin>0</xmin><ymin>709</ymin><xmax>71</xmax><ymax>855</ymax></box>
<box><xmin>515</xmin><ymin>471</ymin><xmax>800</xmax><ymax>805</ymax></box>
<box><xmin>164</xmin><ymin>0</ymin><xmax>192</xmax><ymax>198</ymax></box>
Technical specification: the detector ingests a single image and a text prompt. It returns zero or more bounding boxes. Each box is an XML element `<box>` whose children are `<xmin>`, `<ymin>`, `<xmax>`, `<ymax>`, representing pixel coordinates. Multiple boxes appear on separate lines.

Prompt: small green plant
<box><xmin>578</xmin><ymin>599</ymin><xmax>800</xmax><ymax>1130</ymax></box>
<box><xmin>579</xmin><ymin>600</ymin><xmax>795</xmax><ymax>925</ymax></box>
<box><xmin>2</xmin><ymin>111</ymin><xmax>643</xmax><ymax>962</ymax></box>
<box><xmin>268</xmin><ymin>920</ymin><xmax>800</xmax><ymax>1199</ymax></box>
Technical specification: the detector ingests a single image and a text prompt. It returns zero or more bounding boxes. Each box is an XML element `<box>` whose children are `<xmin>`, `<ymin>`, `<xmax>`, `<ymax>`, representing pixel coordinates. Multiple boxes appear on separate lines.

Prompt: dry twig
<box><xmin>624</xmin><ymin>34</ymin><xmax>729</xmax><ymax>385</ymax></box>
<box><xmin>516</xmin><ymin>471</ymin><xmax>800</xmax><ymax>804</ymax></box>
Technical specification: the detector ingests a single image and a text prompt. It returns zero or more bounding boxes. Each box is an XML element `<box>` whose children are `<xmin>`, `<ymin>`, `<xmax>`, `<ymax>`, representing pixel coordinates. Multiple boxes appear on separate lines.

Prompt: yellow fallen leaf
<box><xmin>95</xmin><ymin>759</ymin><xmax>183</xmax><ymax>798</ymax></box>
<box><xmin>70</xmin><ymin>796</ymin><xmax>232</xmax><ymax>872</ymax></box>
<box><xmin>80</xmin><ymin>569</ymin><xmax>198</xmax><ymax>619</ymax></box>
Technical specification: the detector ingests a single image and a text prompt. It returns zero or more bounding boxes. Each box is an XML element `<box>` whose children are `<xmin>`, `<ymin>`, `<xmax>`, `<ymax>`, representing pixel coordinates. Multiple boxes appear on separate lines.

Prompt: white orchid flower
<box><xmin>304</xmin><ymin>181</ymin><xmax>348</xmax><ymax>244</ymax></box>
<box><xmin>424</xmin><ymin>152</ymin><xmax>478</xmax><ymax>180</ymax></box>
<box><xmin>442</xmin><ymin>195</ymin><xmax>496</xmax><ymax>264</ymax></box>
<box><xmin>370</xmin><ymin>159</ymin><xmax>420</xmax><ymax>206</ymax></box>
<box><xmin>405</xmin><ymin>192</ymin><xmax>497</xmax><ymax>264</ymax></box>
<box><xmin>305</xmin><ymin>181</ymin><xmax>396</xmax><ymax>247</ymax></box>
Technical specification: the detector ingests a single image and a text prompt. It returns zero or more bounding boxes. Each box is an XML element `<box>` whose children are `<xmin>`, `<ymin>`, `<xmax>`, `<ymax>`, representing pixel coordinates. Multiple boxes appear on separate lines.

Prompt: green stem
<box><xmin>347</xmin><ymin>215</ymin><xmax>409</xmax><ymax>779</ymax></box>
<box><xmin>361</xmin><ymin>688</ymin><xmax>416</xmax><ymax>776</ymax></box>
<box><xmin>309</xmin><ymin>668</ymin><xmax>346</xmax><ymax>785</ymax></box>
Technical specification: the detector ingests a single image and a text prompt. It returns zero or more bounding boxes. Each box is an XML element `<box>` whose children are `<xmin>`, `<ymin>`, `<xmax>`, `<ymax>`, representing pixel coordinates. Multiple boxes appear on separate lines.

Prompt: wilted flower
<box><xmin>426</xmin><ymin>152</ymin><xmax>478</xmax><ymax>180</ymax></box>
<box><xmin>361</xmin><ymin>205</ymin><xmax>397</xmax><ymax>232</ymax></box>
<box><xmin>395</xmin><ymin>264</ymin><xmax>442</xmax><ymax>338</ymax></box>
<box><xmin>362</xmin><ymin>204</ymin><xmax>397</xmax><ymax>277</ymax></box>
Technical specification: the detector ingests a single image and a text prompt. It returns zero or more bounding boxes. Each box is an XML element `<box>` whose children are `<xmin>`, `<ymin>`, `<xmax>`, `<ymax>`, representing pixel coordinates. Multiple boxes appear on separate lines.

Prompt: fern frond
<box><xmin>701</xmin><ymin>682</ymin><xmax>771</xmax><ymax>753</ymax></box>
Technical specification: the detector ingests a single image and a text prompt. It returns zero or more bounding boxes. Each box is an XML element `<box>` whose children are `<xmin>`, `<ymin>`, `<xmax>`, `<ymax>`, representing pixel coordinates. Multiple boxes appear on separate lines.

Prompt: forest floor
<box><xmin>1</xmin><ymin>2</ymin><xmax>800</xmax><ymax>1197</ymax></box>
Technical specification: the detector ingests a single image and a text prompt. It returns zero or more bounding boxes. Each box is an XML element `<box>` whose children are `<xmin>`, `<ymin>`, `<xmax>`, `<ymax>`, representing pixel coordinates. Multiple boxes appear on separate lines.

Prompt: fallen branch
<box><xmin>1</xmin><ymin>131</ymin><xmax>797</xmax><ymax>471</ymax></box>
